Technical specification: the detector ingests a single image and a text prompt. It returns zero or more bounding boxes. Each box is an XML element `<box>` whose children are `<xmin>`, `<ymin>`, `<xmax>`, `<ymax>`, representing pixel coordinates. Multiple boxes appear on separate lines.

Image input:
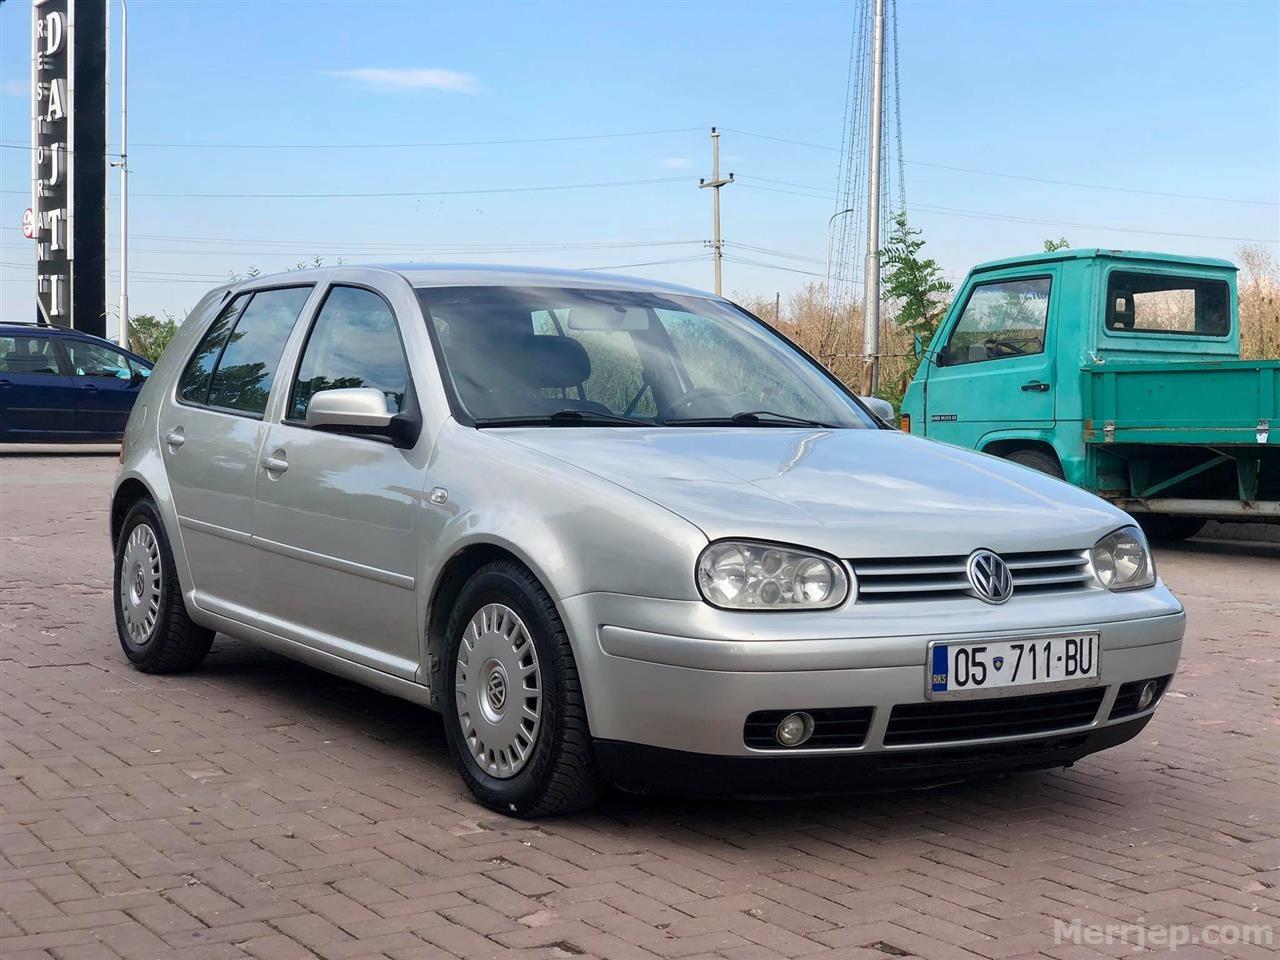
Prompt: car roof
<box><xmin>238</xmin><ymin>263</ymin><xmax>724</xmax><ymax>300</ymax></box>
<box><xmin>970</xmin><ymin>248</ymin><xmax>1238</xmax><ymax>275</ymax></box>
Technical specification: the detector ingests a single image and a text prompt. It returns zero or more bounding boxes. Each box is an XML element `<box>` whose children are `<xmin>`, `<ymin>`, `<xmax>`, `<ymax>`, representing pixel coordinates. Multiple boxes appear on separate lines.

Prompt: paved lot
<box><xmin>2</xmin><ymin>455</ymin><xmax>1277</xmax><ymax>960</ymax></box>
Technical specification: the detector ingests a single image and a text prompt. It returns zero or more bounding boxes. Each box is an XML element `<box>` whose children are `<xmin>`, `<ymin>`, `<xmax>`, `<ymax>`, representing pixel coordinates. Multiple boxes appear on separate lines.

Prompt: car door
<box><xmin>0</xmin><ymin>332</ymin><xmax>81</xmax><ymax>440</ymax></box>
<box><xmin>251</xmin><ymin>282</ymin><xmax>427</xmax><ymax>679</ymax></box>
<box><xmin>157</xmin><ymin>285</ymin><xmax>316</xmax><ymax>618</ymax></box>
<box><xmin>61</xmin><ymin>338</ymin><xmax>146</xmax><ymax>438</ymax></box>
<box><xmin>923</xmin><ymin>270</ymin><xmax>1057</xmax><ymax>449</ymax></box>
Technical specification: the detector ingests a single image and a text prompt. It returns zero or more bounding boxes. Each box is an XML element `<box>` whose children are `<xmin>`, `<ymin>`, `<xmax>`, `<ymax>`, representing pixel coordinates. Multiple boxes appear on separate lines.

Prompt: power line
<box><xmin>735</xmin><ymin>182</ymin><xmax>1278</xmax><ymax>243</ymax></box>
<box><xmin>0</xmin><ymin>126</ymin><xmax>705</xmax><ymax>151</ymax></box>
<box><xmin>0</xmin><ymin>176</ymin><xmax>696</xmax><ymax>200</ymax></box>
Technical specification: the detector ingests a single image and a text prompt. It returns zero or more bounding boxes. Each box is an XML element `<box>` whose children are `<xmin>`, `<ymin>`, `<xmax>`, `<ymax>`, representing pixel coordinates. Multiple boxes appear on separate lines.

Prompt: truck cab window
<box><xmin>1105</xmin><ymin>272</ymin><xmax>1229</xmax><ymax>336</ymax></box>
<box><xmin>944</xmin><ymin>277</ymin><xmax>1051</xmax><ymax>366</ymax></box>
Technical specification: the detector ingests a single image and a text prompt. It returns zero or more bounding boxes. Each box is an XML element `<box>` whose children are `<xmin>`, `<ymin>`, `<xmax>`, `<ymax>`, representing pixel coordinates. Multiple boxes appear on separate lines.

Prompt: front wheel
<box><xmin>443</xmin><ymin>561</ymin><xmax>600</xmax><ymax>817</ymax></box>
<box><xmin>114</xmin><ymin>499</ymin><xmax>214</xmax><ymax>673</ymax></box>
<box><xmin>1005</xmin><ymin>448</ymin><xmax>1065</xmax><ymax>480</ymax></box>
<box><xmin>1138</xmin><ymin>515</ymin><xmax>1207</xmax><ymax>543</ymax></box>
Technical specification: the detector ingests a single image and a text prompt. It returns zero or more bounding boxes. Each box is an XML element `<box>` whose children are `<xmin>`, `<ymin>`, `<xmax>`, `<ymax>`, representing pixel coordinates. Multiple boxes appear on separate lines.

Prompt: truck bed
<box><xmin>1082</xmin><ymin>359</ymin><xmax>1278</xmax><ymax>447</ymax></box>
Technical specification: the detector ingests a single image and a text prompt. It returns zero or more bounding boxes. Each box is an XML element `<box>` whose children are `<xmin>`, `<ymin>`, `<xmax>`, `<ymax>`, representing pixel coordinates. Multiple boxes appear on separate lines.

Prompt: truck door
<box><xmin>924</xmin><ymin>270</ymin><xmax>1057</xmax><ymax>447</ymax></box>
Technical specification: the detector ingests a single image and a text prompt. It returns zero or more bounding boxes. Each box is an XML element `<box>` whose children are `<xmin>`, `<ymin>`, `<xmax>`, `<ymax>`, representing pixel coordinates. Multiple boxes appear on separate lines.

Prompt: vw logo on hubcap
<box><xmin>967</xmin><ymin>549</ymin><xmax>1014</xmax><ymax>604</ymax></box>
<box><xmin>485</xmin><ymin>668</ymin><xmax>507</xmax><ymax>713</ymax></box>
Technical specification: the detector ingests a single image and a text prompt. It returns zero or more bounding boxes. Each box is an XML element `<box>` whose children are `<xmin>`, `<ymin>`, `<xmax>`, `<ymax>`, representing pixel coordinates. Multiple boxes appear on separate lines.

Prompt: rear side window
<box><xmin>287</xmin><ymin>286</ymin><xmax>410</xmax><ymax>421</ymax></box>
<box><xmin>207</xmin><ymin>287</ymin><xmax>312</xmax><ymax>414</ymax></box>
<box><xmin>178</xmin><ymin>295</ymin><xmax>247</xmax><ymax>403</ymax></box>
<box><xmin>1105</xmin><ymin>272</ymin><xmax>1230</xmax><ymax>336</ymax></box>
<box><xmin>0</xmin><ymin>334</ymin><xmax>61</xmax><ymax>375</ymax></box>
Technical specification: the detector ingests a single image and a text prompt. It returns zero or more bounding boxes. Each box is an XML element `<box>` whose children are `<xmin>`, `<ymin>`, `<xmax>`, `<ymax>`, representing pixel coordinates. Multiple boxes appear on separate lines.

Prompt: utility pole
<box><xmin>699</xmin><ymin>127</ymin><xmax>733</xmax><ymax>296</ymax></box>
<box><xmin>862</xmin><ymin>0</ymin><xmax>886</xmax><ymax>395</ymax></box>
<box><xmin>117</xmin><ymin>0</ymin><xmax>129</xmax><ymax>350</ymax></box>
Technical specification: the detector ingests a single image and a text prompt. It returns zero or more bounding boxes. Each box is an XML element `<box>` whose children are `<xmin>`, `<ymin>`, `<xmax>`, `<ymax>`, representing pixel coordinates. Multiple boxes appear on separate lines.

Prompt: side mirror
<box><xmin>130</xmin><ymin>367</ymin><xmax>147</xmax><ymax>384</ymax></box>
<box><xmin>306</xmin><ymin>387</ymin><xmax>415</xmax><ymax>446</ymax></box>
<box><xmin>913</xmin><ymin>333</ymin><xmax>923</xmax><ymax>360</ymax></box>
<box><xmin>859</xmin><ymin>396</ymin><xmax>895</xmax><ymax>424</ymax></box>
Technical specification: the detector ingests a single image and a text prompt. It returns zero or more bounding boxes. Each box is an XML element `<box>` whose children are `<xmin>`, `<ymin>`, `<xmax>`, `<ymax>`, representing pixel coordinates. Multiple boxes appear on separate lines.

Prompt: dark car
<box><xmin>0</xmin><ymin>322</ymin><xmax>153</xmax><ymax>443</ymax></box>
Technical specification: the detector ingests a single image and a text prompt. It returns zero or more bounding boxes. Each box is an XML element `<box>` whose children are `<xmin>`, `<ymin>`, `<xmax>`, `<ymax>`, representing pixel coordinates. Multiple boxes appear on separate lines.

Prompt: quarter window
<box><xmin>288</xmin><ymin>286</ymin><xmax>410</xmax><ymax>422</ymax></box>
<box><xmin>204</xmin><ymin>287</ymin><xmax>312</xmax><ymax>415</ymax></box>
<box><xmin>944</xmin><ymin>277</ymin><xmax>1051</xmax><ymax>366</ymax></box>
<box><xmin>0</xmin><ymin>335</ymin><xmax>61</xmax><ymax>375</ymax></box>
<box><xmin>1105</xmin><ymin>272</ymin><xmax>1230</xmax><ymax>336</ymax></box>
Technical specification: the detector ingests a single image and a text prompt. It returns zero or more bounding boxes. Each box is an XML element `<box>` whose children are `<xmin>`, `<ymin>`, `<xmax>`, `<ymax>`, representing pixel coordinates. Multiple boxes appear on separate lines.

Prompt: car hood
<box><xmin>492</xmin><ymin>427</ymin><xmax>1130</xmax><ymax>558</ymax></box>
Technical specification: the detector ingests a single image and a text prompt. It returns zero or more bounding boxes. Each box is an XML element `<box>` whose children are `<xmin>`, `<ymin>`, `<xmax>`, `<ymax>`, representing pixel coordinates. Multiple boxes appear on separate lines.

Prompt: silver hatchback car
<box><xmin>112</xmin><ymin>265</ymin><xmax>1184</xmax><ymax>815</ymax></box>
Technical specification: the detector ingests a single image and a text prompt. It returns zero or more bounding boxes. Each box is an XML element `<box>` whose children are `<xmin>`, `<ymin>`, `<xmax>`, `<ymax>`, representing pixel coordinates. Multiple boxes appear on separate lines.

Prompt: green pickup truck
<box><xmin>900</xmin><ymin>249</ymin><xmax>1277</xmax><ymax>540</ymax></box>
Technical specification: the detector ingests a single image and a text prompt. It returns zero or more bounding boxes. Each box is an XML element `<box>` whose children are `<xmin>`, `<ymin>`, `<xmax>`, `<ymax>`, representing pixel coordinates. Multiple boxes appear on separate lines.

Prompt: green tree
<box><xmin>1043</xmin><ymin>237</ymin><xmax>1071</xmax><ymax>252</ymax></box>
<box><xmin>128</xmin><ymin>312</ymin><xmax>179</xmax><ymax>362</ymax></box>
<box><xmin>881</xmin><ymin>211</ymin><xmax>952</xmax><ymax>342</ymax></box>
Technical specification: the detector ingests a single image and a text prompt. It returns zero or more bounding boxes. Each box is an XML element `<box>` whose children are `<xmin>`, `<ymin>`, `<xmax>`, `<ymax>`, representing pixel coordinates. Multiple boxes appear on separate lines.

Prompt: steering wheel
<box><xmin>983</xmin><ymin>338</ymin><xmax>1026</xmax><ymax>359</ymax></box>
<box><xmin>657</xmin><ymin>387</ymin><xmax>738</xmax><ymax>421</ymax></box>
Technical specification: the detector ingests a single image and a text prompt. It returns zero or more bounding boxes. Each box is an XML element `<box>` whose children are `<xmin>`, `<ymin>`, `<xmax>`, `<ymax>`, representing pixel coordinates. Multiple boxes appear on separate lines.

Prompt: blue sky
<box><xmin>1</xmin><ymin>0</ymin><xmax>1277</xmax><ymax>334</ymax></box>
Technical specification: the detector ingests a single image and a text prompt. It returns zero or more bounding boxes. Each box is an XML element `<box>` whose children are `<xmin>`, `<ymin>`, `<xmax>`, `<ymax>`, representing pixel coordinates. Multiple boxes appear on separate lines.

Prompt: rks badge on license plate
<box><xmin>927</xmin><ymin>633</ymin><xmax>1100</xmax><ymax>699</ymax></box>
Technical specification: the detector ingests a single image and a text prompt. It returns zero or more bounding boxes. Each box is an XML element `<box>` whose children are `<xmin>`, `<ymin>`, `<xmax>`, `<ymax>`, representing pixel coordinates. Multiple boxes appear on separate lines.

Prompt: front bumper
<box><xmin>560</xmin><ymin>585</ymin><xmax>1185</xmax><ymax>762</ymax></box>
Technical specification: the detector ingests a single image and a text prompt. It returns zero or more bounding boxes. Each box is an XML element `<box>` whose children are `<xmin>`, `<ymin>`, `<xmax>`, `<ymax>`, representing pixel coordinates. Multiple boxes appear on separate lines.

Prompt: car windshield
<box><xmin>416</xmin><ymin>286</ymin><xmax>874</xmax><ymax>428</ymax></box>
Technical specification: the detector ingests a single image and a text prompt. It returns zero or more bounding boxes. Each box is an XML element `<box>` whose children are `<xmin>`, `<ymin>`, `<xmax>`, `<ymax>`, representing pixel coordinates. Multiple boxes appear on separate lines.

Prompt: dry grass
<box><xmin>735</xmin><ymin>283</ymin><xmax>920</xmax><ymax>402</ymax></box>
<box><xmin>735</xmin><ymin>245</ymin><xmax>1279</xmax><ymax>404</ymax></box>
<box><xmin>1238</xmin><ymin>244</ymin><xmax>1280</xmax><ymax>359</ymax></box>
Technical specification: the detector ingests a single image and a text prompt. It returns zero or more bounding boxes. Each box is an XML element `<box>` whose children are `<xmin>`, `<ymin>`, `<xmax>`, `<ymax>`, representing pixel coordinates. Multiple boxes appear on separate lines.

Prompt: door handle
<box><xmin>1021</xmin><ymin>380</ymin><xmax>1051</xmax><ymax>392</ymax></box>
<box><xmin>164</xmin><ymin>430</ymin><xmax>185</xmax><ymax>449</ymax></box>
<box><xmin>262</xmin><ymin>455</ymin><xmax>288</xmax><ymax>475</ymax></box>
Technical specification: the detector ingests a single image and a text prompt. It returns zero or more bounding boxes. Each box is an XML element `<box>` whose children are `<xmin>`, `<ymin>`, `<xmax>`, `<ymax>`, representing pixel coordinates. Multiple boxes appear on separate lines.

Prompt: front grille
<box><xmin>744</xmin><ymin>707</ymin><xmax>873</xmax><ymax>750</ymax></box>
<box><xmin>884</xmin><ymin>688</ymin><xmax>1106</xmax><ymax>746</ymax></box>
<box><xmin>1108</xmin><ymin>675</ymin><xmax>1172</xmax><ymax>719</ymax></box>
<box><xmin>851</xmin><ymin>549</ymin><xmax>1095</xmax><ymax>603</ymax></box>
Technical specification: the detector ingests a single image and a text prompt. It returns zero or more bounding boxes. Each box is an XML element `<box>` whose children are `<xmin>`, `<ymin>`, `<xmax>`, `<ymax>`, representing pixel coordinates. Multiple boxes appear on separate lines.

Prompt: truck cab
<box><xmin>901</xmin><ymin>249</ymin><xmax>1277</xmax><ymax>537</ymax></box>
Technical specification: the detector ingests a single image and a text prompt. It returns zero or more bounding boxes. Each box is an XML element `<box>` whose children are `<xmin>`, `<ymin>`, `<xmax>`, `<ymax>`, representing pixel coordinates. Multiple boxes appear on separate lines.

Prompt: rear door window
<box><xmin>178</xmin><ymin>294</ymin><xmax>248</xmax><ymax>403</ymax></box>
<box><xmin>0</xmin><ymin>334</ymin><xmax>63</xmax><ymax>375</ymax></box>
<box><xmin>1105</xmin><ymin>272</ymin><xmax>1230</xmax><ymax>336</ymax></box>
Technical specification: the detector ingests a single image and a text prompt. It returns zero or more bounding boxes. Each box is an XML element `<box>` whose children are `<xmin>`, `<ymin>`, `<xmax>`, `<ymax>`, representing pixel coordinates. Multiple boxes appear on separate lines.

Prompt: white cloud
<box><xmin>327</xmin><ymin>68</ymin><xmax>479</xmax><ymax>94</ymax></box>
<box><xmin>659</xmin><ymin>157</ymin><xmax>692</xmax><ymax>169</ymax></box>
<box><xmin>2</xmin><ymin>80</ymin><xmax>28</xmax><ymax>98</ymax></box>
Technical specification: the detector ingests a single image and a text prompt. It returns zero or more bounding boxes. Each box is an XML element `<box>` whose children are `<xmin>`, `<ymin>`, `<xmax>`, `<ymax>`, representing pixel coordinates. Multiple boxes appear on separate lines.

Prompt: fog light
<box><xmin>1137</xmin><ymin>680</ymin><xmax>1159</xmax><ymax>711</ymax></box>
<box><xmin>776</xmin><ymin>712</ymin><xmax>814</xmax><ymax>747</ymax></box>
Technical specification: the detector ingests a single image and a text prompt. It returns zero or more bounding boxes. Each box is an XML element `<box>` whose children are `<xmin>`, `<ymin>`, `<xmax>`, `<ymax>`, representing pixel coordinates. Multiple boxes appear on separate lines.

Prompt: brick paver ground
<box><xmin>2</xmin><ymin>455</ymin><xmax>1277</xmax><ymax>960</ymax></box>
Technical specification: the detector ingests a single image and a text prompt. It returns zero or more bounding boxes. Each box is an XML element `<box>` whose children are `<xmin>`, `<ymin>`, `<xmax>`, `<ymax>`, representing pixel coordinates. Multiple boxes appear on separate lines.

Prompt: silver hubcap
<box><xmin>120</xmin><ymin>523</ymin><xmax>162</xmax><ymax>644</ymax></box>
<box><xmin>454</xmin><ymin>603</ymin><xmax>542</xmax><ymax>779</ymax></box>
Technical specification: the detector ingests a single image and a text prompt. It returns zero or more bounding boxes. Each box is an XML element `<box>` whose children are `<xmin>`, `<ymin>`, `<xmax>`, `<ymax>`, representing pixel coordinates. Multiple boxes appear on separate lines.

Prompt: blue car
<box><xmin>0</xmin><ymin>322</ymin><xmax>153</xmax><ymax>443</ymax></box>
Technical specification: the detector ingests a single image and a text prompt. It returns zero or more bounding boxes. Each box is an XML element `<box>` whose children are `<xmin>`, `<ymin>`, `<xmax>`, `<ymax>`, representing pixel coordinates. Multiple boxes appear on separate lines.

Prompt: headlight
<box><xmin>1090</xmin><ymin>525</ymin><xmax>1156</xmax><ymax>591</ymax></box>
<box><xmin>696</xmin><ymin>541</ymin><xmax>850</xmax><ymax>610</ymax></box>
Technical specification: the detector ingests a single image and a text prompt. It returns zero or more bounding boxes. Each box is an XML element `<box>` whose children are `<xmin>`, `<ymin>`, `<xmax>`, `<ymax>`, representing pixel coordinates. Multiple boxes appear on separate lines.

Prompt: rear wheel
<box><xmin>114</xmin><ymin>499</ymin><xmax>214</xmax><ymax>673</ymax></box>
<box><xmin>1005</xmin><ymin>448</ymin><xmax>1064</xmax><ymax>480</ymax></box>
<box><xmin>443</xmin><ymin>560</ymin><xmax>600</xmax><ymax>817</ymax></box>
<box><xmin>1137</xmin><ymin>515</ymin><xmax>1207</xmax><ymax>543</ymax></box>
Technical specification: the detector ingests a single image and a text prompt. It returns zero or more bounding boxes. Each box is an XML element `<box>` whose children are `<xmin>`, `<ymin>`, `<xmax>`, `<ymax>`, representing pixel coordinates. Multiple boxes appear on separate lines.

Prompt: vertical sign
<box><xmin>32</xmin><ymin>0</ymin><xmax>107</xmax><ymax>337</ymax></box>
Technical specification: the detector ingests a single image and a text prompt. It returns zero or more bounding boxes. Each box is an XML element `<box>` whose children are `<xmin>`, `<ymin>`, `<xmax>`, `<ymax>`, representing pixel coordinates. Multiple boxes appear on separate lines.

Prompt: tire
<box><xmin>113</xmin><ymin>498</ymin><xmax>214</xmax><ymax>673</ymax></box>
<box><xmin>1137</xmin><ymin>514</ymin><xmax>1207</xmax><ymax>543</ymax></box>
<box><xmin>443</xmin><ymin>560</ymin><xmax>600</xmax><ymax>817</ymax></box>
<box><xmin>1005</xmin><ymin>448</ymin><xmax>1065</xmax><ymax>480</ymax></box>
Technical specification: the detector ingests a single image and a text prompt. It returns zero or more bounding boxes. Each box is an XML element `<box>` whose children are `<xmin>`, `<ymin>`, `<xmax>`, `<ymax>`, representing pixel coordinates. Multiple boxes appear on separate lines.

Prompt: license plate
<box><xmin>927</xmin><ymin>633</ymin><xmax>1100</xmax><ymax>699</ymax></box>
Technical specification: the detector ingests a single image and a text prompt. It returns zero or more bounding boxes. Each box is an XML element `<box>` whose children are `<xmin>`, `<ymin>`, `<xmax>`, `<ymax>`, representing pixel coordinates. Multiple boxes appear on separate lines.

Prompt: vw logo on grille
<box><xmin>967</xmin><ymin>549</ymin><xmax>1013</xmax><ymax>604</ymax></box>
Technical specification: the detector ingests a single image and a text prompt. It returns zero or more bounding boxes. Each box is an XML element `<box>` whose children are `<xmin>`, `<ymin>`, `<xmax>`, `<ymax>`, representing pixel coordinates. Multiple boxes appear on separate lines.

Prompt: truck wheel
<box><xmin>1005</xmin><ymin>448</ymin><xmax>1064</xmax><ymax>480</ymax></box>
<box><xmin>114</xmin><ymin>499</ymin><xmax>215</xmax><ymax>673</ymax></box>
<box><xmin>443</xmin><ymin>560</ymin><xmax>601</xmax><ymax>817</ymax></box>
<box><xmin>1137</xmin><ymin>515</ymin><xmax>1207</xmax><ymax>543</ymax></box>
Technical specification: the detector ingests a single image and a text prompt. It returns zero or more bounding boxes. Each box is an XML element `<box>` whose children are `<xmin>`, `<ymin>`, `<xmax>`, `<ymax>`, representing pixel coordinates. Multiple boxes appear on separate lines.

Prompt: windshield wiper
<box><xmin>474</xmin><ymin>409</ymin><xmax>647</xmax><ymax>428</ymax></box>
<box><xmin>663</xmin><ymin>410</ymin><xmax>835</xmax><ymax>428</ymax></box>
